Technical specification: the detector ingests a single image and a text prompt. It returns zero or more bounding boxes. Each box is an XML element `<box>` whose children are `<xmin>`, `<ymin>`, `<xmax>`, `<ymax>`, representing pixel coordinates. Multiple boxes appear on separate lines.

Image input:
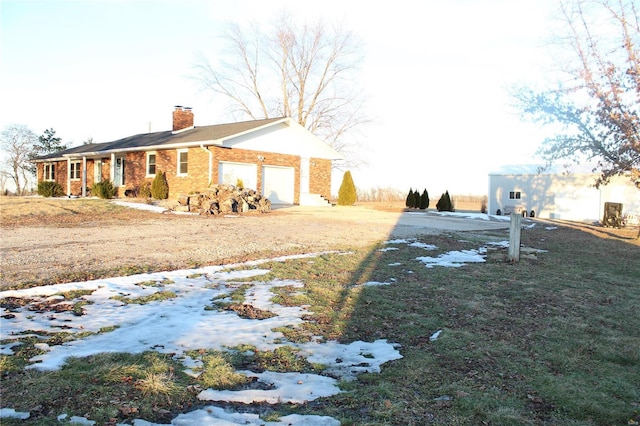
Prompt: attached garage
<box><xmin>218</xmin><ymin>162</ymin><xmax>257</xmax><ymax>191</ymax></box>
<box><xmin>262</xmin><ymin>165</ymin><xmax>295</xmax><ymax>204</ymax></box>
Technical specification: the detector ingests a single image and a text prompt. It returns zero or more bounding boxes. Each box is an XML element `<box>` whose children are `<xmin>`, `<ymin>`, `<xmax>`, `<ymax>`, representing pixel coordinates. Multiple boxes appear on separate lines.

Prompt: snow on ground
<box><xmin>0</xmin><ymin>220</ymin><xmax>553</xmax><ymax>424</ymax></box>
<box><xmin>0</xmin><ymin>252</ymin><xmax>403</xmax><ymax>425</ymax></box>
<box><xmin>407</xmin><ymin>210</ymin><xmax>512</xmax><ymax>221</ymax></box>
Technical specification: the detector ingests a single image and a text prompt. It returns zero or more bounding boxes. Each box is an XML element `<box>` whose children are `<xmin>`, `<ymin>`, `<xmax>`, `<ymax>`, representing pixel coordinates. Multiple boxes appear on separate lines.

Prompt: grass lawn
<box><xmin>1</xmin><ymin>199</ymin><xmax>639</xmax><ymax>425</ymax></box>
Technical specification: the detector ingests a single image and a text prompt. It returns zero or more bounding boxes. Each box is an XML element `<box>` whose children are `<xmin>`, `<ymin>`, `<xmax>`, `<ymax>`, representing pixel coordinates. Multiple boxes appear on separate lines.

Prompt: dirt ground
<box><xmin>2</xmin><ymin>197</ymin><xmax>637</xmax><ymax>289</ymax></box>
<box><xmin>0</xmin><ymin>200</ymin><xmax>444</xmax><ymax>288</ymax></box>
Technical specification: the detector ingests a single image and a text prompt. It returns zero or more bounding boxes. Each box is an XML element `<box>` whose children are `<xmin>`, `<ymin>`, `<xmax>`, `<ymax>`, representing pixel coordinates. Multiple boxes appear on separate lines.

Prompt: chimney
<box><xmin>172</xmin><ymin>106</ymin><xmax>194</xmax><ymax>132</ymax></box>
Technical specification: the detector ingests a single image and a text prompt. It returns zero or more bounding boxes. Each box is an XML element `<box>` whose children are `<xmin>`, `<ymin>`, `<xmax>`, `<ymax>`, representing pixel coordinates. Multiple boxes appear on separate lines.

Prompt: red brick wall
<box><xmin>309</xmin><ymin>158</ymin><xmax>332</xmax><ymax>199</ymax></box>
<box><xmin>38</xmin><ymin>147</ymin><xmax>332</xmax><ymax>203</ymax></box>
<box><xmin>210</xmin><ymin>146</ymin><xmax>301</xmax><ymax>203</ymax></box>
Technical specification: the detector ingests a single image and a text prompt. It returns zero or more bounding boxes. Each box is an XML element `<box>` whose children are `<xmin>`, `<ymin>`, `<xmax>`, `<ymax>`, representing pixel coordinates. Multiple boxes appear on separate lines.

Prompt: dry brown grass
<box><xmin>0</xmin><ymin>196</ymin><xmax>163</xmax><ymax>227</ymax></box>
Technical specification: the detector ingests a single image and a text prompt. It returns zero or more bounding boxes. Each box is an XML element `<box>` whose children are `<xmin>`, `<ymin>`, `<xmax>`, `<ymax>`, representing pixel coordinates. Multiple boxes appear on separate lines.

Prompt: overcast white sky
<box><xmin>0</xmin><ymin>0</ymin><xmax>561</xmax><ymax>195</ymax></box>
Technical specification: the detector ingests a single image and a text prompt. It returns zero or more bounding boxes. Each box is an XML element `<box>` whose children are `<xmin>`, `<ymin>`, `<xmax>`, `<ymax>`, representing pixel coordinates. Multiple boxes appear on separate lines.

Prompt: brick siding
<box><xmin>40</xmin><ymin>146</ymin><xmax>331</xmax><ymax>203</ymax></box>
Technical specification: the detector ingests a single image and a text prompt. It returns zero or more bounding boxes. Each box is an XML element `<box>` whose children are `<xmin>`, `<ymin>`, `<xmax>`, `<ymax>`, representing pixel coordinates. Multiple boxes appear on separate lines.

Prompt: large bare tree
<box><xmin>0</xmin><ymin>124</ymin><xmax>38</xmax><ymax>195</ymax></box>
<box><xmin>512</xmin><ymin>0</ymin><xmax>639</xmax><ymax>188</ymax></box>
<box><xmin>194</xmin><ymin>12</ymin><xmax>368</xmax><ymax>167</ymax></box>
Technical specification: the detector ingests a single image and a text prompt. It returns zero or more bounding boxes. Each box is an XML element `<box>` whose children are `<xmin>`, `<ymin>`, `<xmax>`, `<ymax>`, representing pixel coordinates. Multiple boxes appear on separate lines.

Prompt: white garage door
<box><xmin>218</xmin><ymin>162</ymin><xmax>257</xmax><ymax>190</ymax></box>
<box><xmin>262</xmin><ymin>166</ymin><xmax>295</xmax><ymax>204</ymax></box>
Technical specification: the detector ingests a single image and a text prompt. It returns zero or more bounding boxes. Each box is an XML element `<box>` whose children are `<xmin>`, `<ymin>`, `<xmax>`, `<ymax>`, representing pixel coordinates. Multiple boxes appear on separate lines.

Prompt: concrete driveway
<box><xmin>276</xmin><ymin>205</ymin><xmax>511</xmax><ymax>237</ymax></box>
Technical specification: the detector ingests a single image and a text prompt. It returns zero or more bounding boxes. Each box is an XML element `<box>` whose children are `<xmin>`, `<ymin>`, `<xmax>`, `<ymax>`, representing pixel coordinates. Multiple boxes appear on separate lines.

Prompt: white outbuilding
<box><xmin>488</xmin><ymin>164</ymin><xmax>639</xmax><ymax>224</ymax></box>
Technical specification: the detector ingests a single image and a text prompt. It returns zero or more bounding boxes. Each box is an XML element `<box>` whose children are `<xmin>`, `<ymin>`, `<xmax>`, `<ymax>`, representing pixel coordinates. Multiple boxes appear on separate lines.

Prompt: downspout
<box><xmin>82</xmin><ymin>156</ymin><xmax>87</xmax><ymax>197</ymax></box>
<box><xmin>200</xmin><ymin>144</ymin><xmax>213</xmax><ymax>185</ymax></box>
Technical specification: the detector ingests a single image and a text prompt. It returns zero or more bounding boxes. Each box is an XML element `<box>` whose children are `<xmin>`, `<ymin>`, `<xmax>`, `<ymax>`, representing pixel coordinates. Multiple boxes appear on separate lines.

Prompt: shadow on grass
<box><xmin>308</xmin><ymin>212</ymin><xmax>640</xmax><ymax>425</ymax></box>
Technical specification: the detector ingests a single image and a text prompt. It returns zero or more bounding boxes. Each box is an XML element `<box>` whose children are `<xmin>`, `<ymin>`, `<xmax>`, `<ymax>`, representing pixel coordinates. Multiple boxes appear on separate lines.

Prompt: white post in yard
<box><xmin>508</xmin><ymin>213</ymin><xmax>522</xmax><ymax>262</ymax></box>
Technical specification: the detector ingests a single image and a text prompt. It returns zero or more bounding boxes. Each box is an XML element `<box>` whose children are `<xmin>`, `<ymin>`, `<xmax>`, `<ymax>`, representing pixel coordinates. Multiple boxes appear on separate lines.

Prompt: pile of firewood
<box><xmin>175</xmin><ymin>184</ymin><xmax>271</xmax><ymax>215</ymax></box>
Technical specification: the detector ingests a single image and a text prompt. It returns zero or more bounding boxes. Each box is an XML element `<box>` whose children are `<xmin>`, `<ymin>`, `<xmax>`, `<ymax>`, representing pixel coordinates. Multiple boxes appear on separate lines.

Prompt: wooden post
<box><xmin>508</xmin><ymin>213</ymin><xmax>522</xmax><ymax>262</ymax></box>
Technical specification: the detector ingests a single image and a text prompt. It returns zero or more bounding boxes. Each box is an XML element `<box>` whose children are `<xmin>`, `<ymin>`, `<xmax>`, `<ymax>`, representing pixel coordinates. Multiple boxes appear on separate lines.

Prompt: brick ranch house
<box><xmin>33</xmin><ymin>107</ymin><xmax>344</xmax><ymax>206</ymax></box>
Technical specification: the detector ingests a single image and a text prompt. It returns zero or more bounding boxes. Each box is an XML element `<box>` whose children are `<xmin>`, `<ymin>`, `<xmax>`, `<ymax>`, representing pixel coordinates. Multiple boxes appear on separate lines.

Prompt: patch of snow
<box><xmin>198</xmin><ymin>371</ymin><xmax>340</xmax><ymax>404</ymax></box>
<box><xmin>363</xmin><ymin>281</ymin><xmax>391</xmax><ymax>287</ymax></box>
<box><xmin>112</xmin><ymin>200</ymin><xmax>168</xmax><ymax>213</ymax></box>
<box><xmin>409</xmin><ymin>242</ymin><xmax>437</xmax><ymax>250</ymax></box>
<box><xmin>384</xmin><ymin>239</ymin><xmax>409</xmax><ymax>244</ymax></box>
<box><xmin>168</xmin><ymin>407</ymin><xmax>340</xmax><ymax>426</ymax></box>
<box><xmin>432</xmin><ymin>211</ymin><xmax>492</xmax><ymax>221</ymax></box>
<box><xmin>0</xmin><ymin>341</ymin><xmax>22</xmax><ymax>355</ymax></box>
<box><xmin>0</xmin><ymin>408</ymin><xmax>30</xmax><ymax>419</ymax></box>
<box><xmin>416</xmin><ymin>249</ymin><xmax>486</xmax><ymax>268</ymax></box>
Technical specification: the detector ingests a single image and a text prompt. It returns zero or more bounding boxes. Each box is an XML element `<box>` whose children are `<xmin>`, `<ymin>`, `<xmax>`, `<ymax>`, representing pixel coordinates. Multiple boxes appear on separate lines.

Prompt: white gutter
<box><xmin>200</xmin><ymin>144</ymin><xmax>213</xmax><ymax>184</ymax></box>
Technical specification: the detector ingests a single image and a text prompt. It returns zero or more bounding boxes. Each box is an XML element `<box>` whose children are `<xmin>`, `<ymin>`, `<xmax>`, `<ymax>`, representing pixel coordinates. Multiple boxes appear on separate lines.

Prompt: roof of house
<box><xmin>34</xmin><ymin>117</ymin><xmax>293</xmax><ymax>161</ymax></box>
<box><xmin>490</xmin><ymin>163</ymin><xmax>600</xmax><ymax>175</ymax></box>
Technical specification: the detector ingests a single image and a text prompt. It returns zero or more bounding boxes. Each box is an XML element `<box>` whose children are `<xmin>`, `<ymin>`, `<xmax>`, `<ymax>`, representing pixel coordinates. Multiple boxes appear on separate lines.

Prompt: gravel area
<box><xmin>1</xmin><ymin>205</ymin><xmax>432</xmax><ymax>288</ymax></box>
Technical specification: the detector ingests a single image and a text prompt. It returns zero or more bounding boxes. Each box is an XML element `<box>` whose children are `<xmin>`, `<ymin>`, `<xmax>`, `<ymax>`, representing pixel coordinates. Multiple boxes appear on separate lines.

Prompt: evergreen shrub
<box><xmin>139</xmin><ymin>181</ymin><xmax>152</xmax><ymax>198</ymax></box>
<box><xmin>406</xmin><ymin>188</ymin><xmax>415</xmax><ymax>208</ymax></box>
<box><xmin>436</xmin><ymin>190</ymin><xmax>454</xmax><ymax>212</ymax></box>
<box><xmin>338</xmin><ymin>171</ymin><xmax>357</xmax><ymax>206</ymax></box>
<box><xmin>413</xmin><ymin>189</ymin><xmax>421</xmax><ymax>208</ymax></box>
<box><xmin>420</xmin><ymin>189</ymin><xmax>429</xmax><ymax>210</ymax></box>
<box><xmin>37</xmin><ymin>181</ymin><xmax>64</xmax><ymax>197</ymax></box>
<box><xmin>151</xmin><ymin>171</ymin><xmax>169</xmax><ymax>200</ymax></box>
<box><xmin>92</xmin><ymin>180</ymin><xmax>117</xmax><ymax>199</ymax></box>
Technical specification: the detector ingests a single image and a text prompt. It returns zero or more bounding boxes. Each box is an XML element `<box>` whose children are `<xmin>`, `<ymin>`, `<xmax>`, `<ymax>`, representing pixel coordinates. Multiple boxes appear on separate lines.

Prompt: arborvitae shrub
<box><xmin>420</xmin><ymin>189</ymin><xmax>429</xmax><ymax>210</ymax></box>
<box><xmin>92</xmin><ymin>180</ymin><xmax>117</xmax><ymax>199</ymax></box>
<box><xmin>338</xmin><ymin>171</ymin><xmax>357</xmax><ymax>206</ymax></box>
<box><xmin>436</xmin><ymin>193</ymin><xmax>445</xmax><ymax>211</ymax></box>
<box><xmin>436</xmin><ymin>190</ymin><xmax>454</xmax><ymax>212</ymax></box>
<box><xmin>406</xmin><ymin>188</ymin><xmax>415</xmax><ymax>208</ymax></box>
<box><xmin>37</xmin><ymin>181</ymin><xmax>64</xmax><ymax>197</ymax></box>
<box><xmin>151</xmin><ymin>171</ymin><xmax>169</xmax><ymax>200</ymax></box>
<box><xmin>413</xmin><ymin>189</ymin><xmax>421</xmax><ymax>208</ymax></box>
<box><xmin>446</xmin><ymin>191</ymin><xmax>454</xmax><ymax>211</ymax></box>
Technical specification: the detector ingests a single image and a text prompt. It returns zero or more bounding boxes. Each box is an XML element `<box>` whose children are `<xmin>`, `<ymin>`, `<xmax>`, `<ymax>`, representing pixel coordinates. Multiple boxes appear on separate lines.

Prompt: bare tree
<box><xmin>0</xmin><ymin>170</ymin><xmax>11</xmax><ymax>195</ymax></box>
<box><xmin>1</xmin><ymin>124</ymin><xmax>38</xmax><ymax>195</ymax></box>
<box><xmin>194</xmin><ymin>12</ymin><xmax>368</xmax><ymax>167</ymax></box>
<box><xmin>512</xmin><ymin>0</ymin><xmax>639</xmax><ymax>188</ymax></box>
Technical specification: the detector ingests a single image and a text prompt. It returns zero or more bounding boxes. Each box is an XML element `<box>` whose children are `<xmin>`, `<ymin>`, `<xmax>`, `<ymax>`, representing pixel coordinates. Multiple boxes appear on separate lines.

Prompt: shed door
<box><xmin>218</xmin><ymin>162</ymin><xmax>257</xmax><ymax>190</ymax></box>
<box><xmin>262</xmin><ymin>166</ymin><xmax>295</xmax><ymax>204</ymax></box>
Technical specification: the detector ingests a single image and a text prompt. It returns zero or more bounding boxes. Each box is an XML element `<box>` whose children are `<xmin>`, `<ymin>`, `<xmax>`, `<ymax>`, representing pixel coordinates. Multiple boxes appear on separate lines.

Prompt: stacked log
<box><xmin>176</xmin><ymin>184</ymin><xmax>271</xmax><ymax>215</ymax></box>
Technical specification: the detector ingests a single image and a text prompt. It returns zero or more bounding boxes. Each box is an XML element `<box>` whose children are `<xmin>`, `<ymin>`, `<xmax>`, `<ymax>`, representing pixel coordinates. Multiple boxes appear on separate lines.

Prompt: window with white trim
<box><xmin>70</xmin><ymin>161</ymin><xmax>81</xmax><ymax>180</ymax></box>
<box><xmin>43</xmin><ymin>163</ymin><xmax>55</xmax><ymax>181</ymax></box>
<box><xmin>146</xmin><ymin>152</ymin><xmax>157</xmax><ymax>176</ymax></box>
<box><xmin>177</xmin><ymin>149</ymin><xmax>188</xmax><ymax>176</ymax></box>
<box><xmin>509</xmin><ymin>191</ymin><xmax>521</xmax><ymax>200</ymax></box>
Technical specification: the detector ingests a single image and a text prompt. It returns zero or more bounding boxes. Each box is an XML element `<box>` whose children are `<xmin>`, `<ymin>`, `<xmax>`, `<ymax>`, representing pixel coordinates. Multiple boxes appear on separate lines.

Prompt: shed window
<box><xmin>509</xmin><ymin>191</ymin><xmax>521</xmax><ymax>200</ymax></box>
<box><xmin>146</xmin><ymin>152</ymin><xmax>156</xmax><ymax>176</ymax></box>
<box><xmin>70</xmin><ymin>161</ymin><xmax>81</xmax><ymax>180</ymax></box>
<box><xmin>43</xmin><ymin>163</ymin><xmax>55</xmax><ymax>181</ymax></box>
<box><xmin>177</xmin><ymin>149</ymin><xmax>188</xmax><ymax>176</ymax></box>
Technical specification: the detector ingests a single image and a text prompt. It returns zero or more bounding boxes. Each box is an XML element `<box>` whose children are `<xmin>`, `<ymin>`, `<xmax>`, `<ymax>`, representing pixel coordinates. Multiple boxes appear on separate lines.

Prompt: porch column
<box><xmin>110</xmin><ymin>153</ymin><xmax>115</xmax><ymax>183</ymax></box>
<box><xmin>82</xmin><ymin>156</ymin><xmax>87</xmax><ymax>197</ymax></box>
<box><xmin>66</xmin><ymin>157</ymin><xmax>71</xmax><ymax>195</ymax></box>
